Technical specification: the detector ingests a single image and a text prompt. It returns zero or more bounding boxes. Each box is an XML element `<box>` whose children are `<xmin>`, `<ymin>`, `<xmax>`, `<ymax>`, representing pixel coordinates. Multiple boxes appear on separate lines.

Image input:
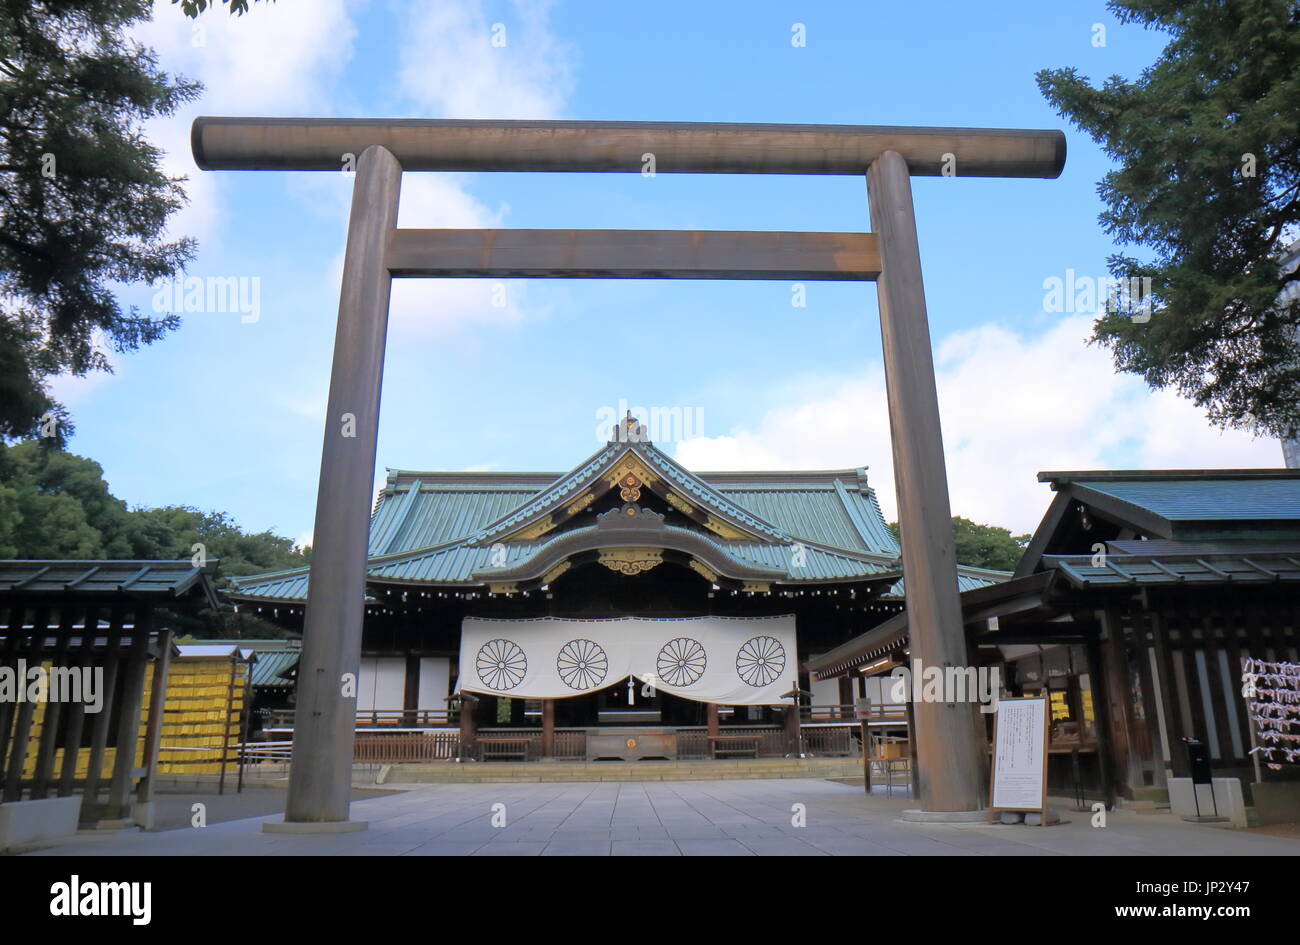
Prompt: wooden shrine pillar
<box><xmin>29</xmin><ymin>612</ymin><xmax>76</xmax><ymax>800</ymax></box>
<box><xmin>1</xmin><ymin>606</ymin><xmax>48</xmax><ymax>803</ymax></box>
<box><xmin>107</xmin><ymin>609</ymin><xmax>153</xmax><ymax>821</ymax></box>
<box><xmin>1097</xmin><ymin>609</ymin><xmax>1140</xmax><ymax>801</ymax></box>
<box><xmin>867</xmin><ymin>151</ymin><xmax>988</xmax><ymax>813</ymax></box>
<box><xmin>58</xmin><ymin>615</ymin><xmax>97</xmax><ymax>799</ymax></box>
<box><xmin>0</xmin><ymin>609</ymin><xmax>23</xmax><ymax>781</ymax></box>
<box><xmin>80</xmin><ymin>607</ymin><xmax>125</xmax><ymax>824</ymax></box>
<box><xmin>457</xmin><ymin>692</ymin><xmax>479</xmax><ymax>761</ymax></box>
<box><xmin>134</xmin><ymin>626</ymin><xmax>174</xmax><ymax>829</ymax></box>
<box><xmin>706</xmin><ymin>702</ymin><xmax>720</xmax><ymax>737</ymax></box>
<box><xmin>1131</xmin><ymin>607</ymin><xmax>1170</xmax><ymax>788</ymax></box>
<box><xmin>1149</xmin><ymin>609</ymin><xmax>1190</xmax><ymax>778</ymax></box>
<box><xmin>785</xmin><ymin>682</ymin><xmax>802</xmax><ymax>757</ymax></box>
<box><xmin>541</xmin><ymin>698</ymin><xmax>555</xmax><ymax>758</ymax></box>
<box><xmin>282</xmin><ymin>144</ymin><xmax>402</xmax><ymax>828</ymax></box>
<box><xmin>1083</xmin><ymin>633</ymin><xmax>1117</xmax><ymax>809</ymax></box>
<box><xmin>403</xmin><ymin>653</ymin><xmax>420</xmax><ymax>726</ymax></box>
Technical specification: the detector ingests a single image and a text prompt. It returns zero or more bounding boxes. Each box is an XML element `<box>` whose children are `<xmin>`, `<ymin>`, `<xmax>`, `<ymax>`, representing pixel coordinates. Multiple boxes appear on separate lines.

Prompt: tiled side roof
<box><xmin>713</xmin><ymin>479</ymin><xmax>898</xmax><ymax>556</ymax></box>
<box><xmin>1073</xmin><ymin>478</ymin><xmax>1300</xmax><ymax>522</ymax></box>
<box><xmin>369</xmin><ymin>479</ymin><xmax>545</xmax><ymax>555</ymax></box>
<box><xmin>883</xmin><ymin>564</ymin><xmax>1011</xmax><ymax>598</ymax></box>
<box><xmin>0</xmin><ymin>559</ymin><xmax>219</xmax><ymax>607</ymax></box>
<box><xmin>250</xmin><ymin>650</ymin><xmax>299</xmax><ymax>688</ymax></box>
<box><xmin>1044</xmin><ymin>552</ymin><xmax>1300</xmax><ymax>587</ymax></box>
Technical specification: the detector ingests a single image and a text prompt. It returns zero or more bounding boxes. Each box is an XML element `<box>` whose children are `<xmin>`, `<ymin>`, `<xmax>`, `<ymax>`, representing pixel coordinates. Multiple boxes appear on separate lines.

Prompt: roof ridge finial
<box><xmin>610</xmin><ymin>409</ymin><xmax>649</xmax><ymax>445</ymax></box>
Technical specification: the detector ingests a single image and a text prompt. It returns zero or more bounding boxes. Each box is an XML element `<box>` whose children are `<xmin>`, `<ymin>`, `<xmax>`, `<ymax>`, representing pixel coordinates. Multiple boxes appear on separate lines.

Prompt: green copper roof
<box><xmin>1044</xmin><ymin>551</ymin><xmax>1300</xmax><ymax>588</ymax></box>
<box><xmin>884</xmin><ymin>565</ymin><xmax>1011</xmax><ymax>598</ymax></box>
<box><xmin>0</xmin><ymin>559</ymin><xmax>220</xmax><ymax>608</ymax></box>
<box><xmin>249</xmin><ymin>649</ymin><xmax>299</xmax><ymax>688</ymax></box>
<box><xmin>1072</xmin><ymin>478</ymin><xmax>1300</xmax><ymax>522</ymax></box>
<box><xmin>228</xmin><ymin>435</ymin><xmax>917</xmax><ymax>604</ymax></box>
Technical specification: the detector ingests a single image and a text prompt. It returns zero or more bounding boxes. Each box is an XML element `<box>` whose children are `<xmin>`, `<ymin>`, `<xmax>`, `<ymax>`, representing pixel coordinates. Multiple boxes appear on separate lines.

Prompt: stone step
<box><xmin>382</xmin><ymin>758</ymin><xmax>863</xmax><ymax>784</ymax></box>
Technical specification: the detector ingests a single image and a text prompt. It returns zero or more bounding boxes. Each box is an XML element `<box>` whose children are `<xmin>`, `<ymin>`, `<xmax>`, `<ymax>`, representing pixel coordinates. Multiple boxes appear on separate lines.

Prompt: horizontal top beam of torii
<box><xmin>191</xmin><ymin>117</ymin><xmax>1066</xmax><ymax>178</ymax></box>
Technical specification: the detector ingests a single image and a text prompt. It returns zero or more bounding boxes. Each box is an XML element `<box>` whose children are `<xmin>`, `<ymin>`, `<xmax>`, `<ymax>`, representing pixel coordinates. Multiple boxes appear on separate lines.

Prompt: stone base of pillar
<box><xmin>899</xmin><ymin>808</ymin><xmax>987</xmax><ymax>824</ymax></box>
<box><xmin>87</xmin><ymin>819</ymin><xmax>137</xmax><ymax>832</ymax></box>
<box><xmin>131</xmin><ymin>801</ymin><xmax>156</xmax><ymax>830</ymax></box>
<box><xmin>262</xmin><ymin>819</ymin><xmax>369</xmax><ymax>834</ymax></box>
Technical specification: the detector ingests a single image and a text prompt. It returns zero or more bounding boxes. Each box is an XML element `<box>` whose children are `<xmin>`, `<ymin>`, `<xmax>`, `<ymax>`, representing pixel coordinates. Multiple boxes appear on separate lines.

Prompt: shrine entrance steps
<box><xmin>378</xmin><ymin>757</ymin><xmax>864</xmax><ymax>784</ymax></box>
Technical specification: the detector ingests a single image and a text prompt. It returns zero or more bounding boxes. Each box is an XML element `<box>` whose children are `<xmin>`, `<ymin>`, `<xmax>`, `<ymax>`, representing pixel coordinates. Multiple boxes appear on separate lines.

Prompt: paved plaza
<box><xmin>22</xmin><ymin>779</ymin><xmax>1300</xmax><ymax>856</ymax></box>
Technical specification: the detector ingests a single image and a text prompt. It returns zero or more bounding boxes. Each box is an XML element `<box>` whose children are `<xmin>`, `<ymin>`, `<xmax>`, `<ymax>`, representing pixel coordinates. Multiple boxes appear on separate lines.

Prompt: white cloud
<box><xmin>131</xmin><ymin>1</ymin><xmax>358</xmax><ymax>246</ymax></box>
<box><xmin>398</xmin><ymin>0</ymin><xmax>576</xmax><ymax>119</ymax></box>
<box><xmin>675</xmin><ymin>316</ymin><xmax>1283</xmax><ymax>533</ymax></box>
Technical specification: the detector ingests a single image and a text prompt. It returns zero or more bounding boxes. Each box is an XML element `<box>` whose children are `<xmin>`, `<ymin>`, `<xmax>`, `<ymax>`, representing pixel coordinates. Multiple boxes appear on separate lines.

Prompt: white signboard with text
<box><xmin>990</xmin><ymin>696</ymin><xmax>1048</xmax><ymax>812</ymax></box>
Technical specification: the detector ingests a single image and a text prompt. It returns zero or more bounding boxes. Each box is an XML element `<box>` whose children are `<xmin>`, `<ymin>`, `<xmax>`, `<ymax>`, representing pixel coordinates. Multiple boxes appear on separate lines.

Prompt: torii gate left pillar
<box><xmin>273</xmin><ymin>145</ymin><xmax>401</xmax><ymax>830</ymax></box>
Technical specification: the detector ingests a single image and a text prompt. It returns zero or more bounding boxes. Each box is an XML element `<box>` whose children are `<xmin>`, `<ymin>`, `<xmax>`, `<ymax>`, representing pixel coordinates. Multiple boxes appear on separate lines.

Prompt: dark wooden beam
<box><xmin>386</xmin><ymin>229</ymin><xmax>881</xmax><ymax>281</ymax></box>
<box><xmin>192</xmin><ymin>117</ymin><xmax>1066</xmax><ymax>178</ymax></box>
<box><xmin>80</xmin><ymin>608</ymin><xmax>125</xmax><ymax>823</ymax></box>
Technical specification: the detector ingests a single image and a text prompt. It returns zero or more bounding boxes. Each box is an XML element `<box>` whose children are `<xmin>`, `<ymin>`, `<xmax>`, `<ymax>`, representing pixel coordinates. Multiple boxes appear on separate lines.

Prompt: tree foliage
<box><xmin>0</xmin><ymin>440</ymin><xmax>308</xmax><ymax>637</ymax></box>
<box><xmin>0</xmin><ymin>0</ymin><xmax>203</xmax><ymax>443</ymax></box>
<box><xmin>1037</xmin><ymin>0</ymin><xmax>1300</xmax><ymax>439</ymax></box>
<box><xmin>889</xmin><ymin>516</ymin><xmax>1030</xmax><ymax>573</ymax></box>
<box><xmin>173</xmin><ymin>0</ymin><xmax>270</xmax><ymax>16</ymax></box>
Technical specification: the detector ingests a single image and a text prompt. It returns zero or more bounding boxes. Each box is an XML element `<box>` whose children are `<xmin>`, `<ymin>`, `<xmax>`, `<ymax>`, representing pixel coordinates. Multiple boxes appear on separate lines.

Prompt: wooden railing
<box><xmin>678</xmin><ymin>727</ymin><xmax>786</xmax><ymax>759</ymax></box>
<box><xmin>802</xmin><ymin>703</ymin><xmax>908</xmax><ymax>724</ymax></box>
<box><xmin>265</xmin><ymin>708</ymin><xmax>453</xmax><ymax>730</ymax></box>
<box><xmin>353</xmin><ymin>731</ymin><xmax>459</xmax><ymax>762</ymax></box>
<box><xmin>247</xmin><ymin>725</ymin><xmax>869</xmax><ymax>763</ymax></box>
<box><xmin>801</xmin><ymin>726</ymin><xmax>855</xmax><ymax>756</ymax></box>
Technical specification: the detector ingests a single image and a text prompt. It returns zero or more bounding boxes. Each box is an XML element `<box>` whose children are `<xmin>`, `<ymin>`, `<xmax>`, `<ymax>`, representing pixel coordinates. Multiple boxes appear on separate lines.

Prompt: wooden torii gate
<box><xmin>192</xmin><ymin>118</ymin><xmax>1065</xmax><ymax>829</ymax></box>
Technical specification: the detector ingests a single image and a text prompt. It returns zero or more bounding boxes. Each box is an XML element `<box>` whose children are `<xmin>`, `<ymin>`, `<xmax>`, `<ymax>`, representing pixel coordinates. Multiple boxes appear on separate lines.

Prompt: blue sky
<box><xmin>52</xmin><ymin>0</ymin><xmax>1280</xmax><ymax>542</ymax></box>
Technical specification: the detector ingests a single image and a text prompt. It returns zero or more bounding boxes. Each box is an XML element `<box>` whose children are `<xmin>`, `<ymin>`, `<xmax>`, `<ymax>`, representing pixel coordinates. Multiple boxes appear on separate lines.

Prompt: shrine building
<box><xmin>226</xmin><ymin>416</ymin><xmax>1004</xmax><ymax>760</ymax></box>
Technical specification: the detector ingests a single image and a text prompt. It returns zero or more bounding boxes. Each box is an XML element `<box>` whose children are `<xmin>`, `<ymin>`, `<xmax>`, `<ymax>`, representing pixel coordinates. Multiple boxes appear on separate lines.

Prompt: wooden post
<box><xmin>541</xmin><ymin>698</ymin><xmax>555</xmax><ymax>758</ymax></box>
<box><xmin>1097</xmin><ymin>615</ymin><xmax>1140</xmax><ymax>802</ymax></box>
<box><xmin>107</xmin><ymin>610</ymin><xmax>152</xmax><ymax>820</ymax></box>
<box><xmin>283</xmin><ymin>144</ymin><xmax>402</xmax><ymax>826</ymax></box>
<box><xmin>81</xmin><ymin>608</ymin><xmax>125</xmax><ymax>824</ymax></box>
<box><xmin>706</xmin><ymin>702</ymin><xmax>720</xmax><ymax>737</ymax></box>
<box><xmin>403</xmin><ymin>653</ymin><xmax>419</xmax><ymax>726</ymax></box>
<box><xmin>218</xmin><ymin>651</ymin><xmax>238</xmax><ymax>796</ymax></box>
<box><xmin>862</xmin><ymin>718</ymin><xmax>872</xmax><ymax>794</ymax></box>
<box><xmin>867</xmin><ymin>150</ymin><xmax>987</xmax><ymax>813</ymax></box>
<box><xmin>1131</xmin><ymin>608</ymin><xmax>1170</xmax><ymax>788</ymax></box>
<box><xmin>457</xmin><ymin>692</ymin><xmax>479</xmax><ymax>761</ymax></box>
<box><xmin>785</xmin><ymin>681</ymin><xmax>802</xmax><ymax>757</ymax></box>
<box><xmin>1084</xmin><ymin>633</ymin><xmax>1117</xmax><ymax>809</ymax></box>
<box><xmin>134</xmin><ymin>627</ymin><xmax>173</xmax><ymax>828</ymax></box>
<box><xmin>1149</xmin><ymin>609</ymin><xmax>1190</xmax><ymax>778</ymax></box>
<box><xmin>2</xmin><ymin>607</ymin><xmax>47</xmax><ymax>802</ymax></box>
<box><xmin>58</xmin><ymin>612</ymin><xmax>95</xmax><ymax>799</ymax></box>
<box><xmin>905</xmin><ymin>697</ymin><xmax>921</xmax><ymax>800</ymax></box>
<box><xmin>0</xmin><ymin>608</ymin><xmax>23</xmax><ymax>778</ymax></box>
<box><xmin>30</xmin><ymin>613</ymin><xmax>75</xmax><ymax>799</ymax></box>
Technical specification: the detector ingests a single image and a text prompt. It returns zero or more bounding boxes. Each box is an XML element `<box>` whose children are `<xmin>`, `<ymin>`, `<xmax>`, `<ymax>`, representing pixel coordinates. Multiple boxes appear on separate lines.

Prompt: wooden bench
<box><xmin>708</xmin><ymin>734</ymin><xmax>761</xmax><ymax>759</ymax></box>
<box><xmin>476</xmin><ymin>737</ymin><xmax>532</xmax><ymax>762</ymax></box>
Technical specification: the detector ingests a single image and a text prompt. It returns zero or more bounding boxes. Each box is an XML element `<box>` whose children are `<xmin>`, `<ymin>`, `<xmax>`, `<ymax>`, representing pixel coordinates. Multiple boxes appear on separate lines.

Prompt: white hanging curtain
<box><xmin>458</xmin><ymin>615</ymin><xmax>798</xmax><ymax>706</ymax></box>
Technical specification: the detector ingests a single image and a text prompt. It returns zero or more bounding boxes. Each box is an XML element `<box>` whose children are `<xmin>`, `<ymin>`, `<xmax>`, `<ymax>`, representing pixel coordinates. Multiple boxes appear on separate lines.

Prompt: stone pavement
<box><xmin>23</xmin><ymin>778</ymin><xmax>1300</xmax><ymax>856</ymax></box>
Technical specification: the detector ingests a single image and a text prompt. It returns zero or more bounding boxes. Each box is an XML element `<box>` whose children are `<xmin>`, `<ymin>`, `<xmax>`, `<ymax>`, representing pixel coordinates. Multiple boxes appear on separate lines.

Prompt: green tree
<box><xmin>0</xmin><ymin>440</ymin><xmax>309</xmax><ymax>637</ymax></box>
<box><xmin>1036</xmin><ymin>1</ymin><xmax>1300</xmax><ymax>439</ymax></box>
<box><xmin>0</xmin><ymin>0</ymin><xmax>201</xmax><ymax>443</ymax></box>
<box><xmin>888</xmin><ymin>517</ymin><xmax>1030</xmax><ymax>572</ymax></box>
<box><xmin>0</xmin><ymin>440</ymin><xmax>126</xmax><ymax>556</ymax></box>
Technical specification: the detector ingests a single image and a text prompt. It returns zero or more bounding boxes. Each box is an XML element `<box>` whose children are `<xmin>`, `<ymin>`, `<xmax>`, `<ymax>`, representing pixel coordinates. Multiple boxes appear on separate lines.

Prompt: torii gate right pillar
<box><xmin>868</xmin><ymin>150</ymin><xmax>989</xmax><ymax>813</ymax></box>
